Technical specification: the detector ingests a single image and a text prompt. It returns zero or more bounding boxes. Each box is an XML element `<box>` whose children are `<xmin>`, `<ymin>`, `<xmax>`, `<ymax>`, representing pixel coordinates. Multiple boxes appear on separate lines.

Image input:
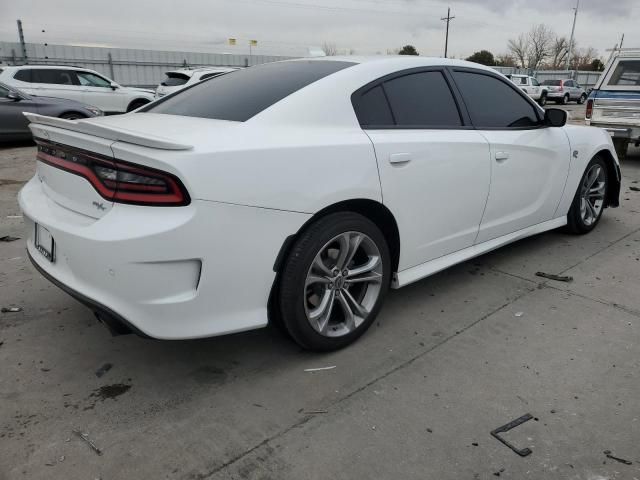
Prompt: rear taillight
<box><xmin>585</xmin><ymin>99</ymin><xmax>594</xmax><ymax>119</ymax></box>
<box><xmin>36</xmin><ymin>141</ymin><xmax>190</xmax><ymax>206</ymax></box>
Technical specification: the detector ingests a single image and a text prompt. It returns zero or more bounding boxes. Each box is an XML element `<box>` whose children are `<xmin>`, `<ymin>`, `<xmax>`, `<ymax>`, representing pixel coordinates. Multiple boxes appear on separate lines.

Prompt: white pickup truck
<box><xmin>586</xmin><ymin>48</ymin><xmax>640</xmax><ymax>159</ymax></box>
<box><xmin>507</xmin><ymin>74</ymin><xmax>548</xmax><ymax>106</ymax></box>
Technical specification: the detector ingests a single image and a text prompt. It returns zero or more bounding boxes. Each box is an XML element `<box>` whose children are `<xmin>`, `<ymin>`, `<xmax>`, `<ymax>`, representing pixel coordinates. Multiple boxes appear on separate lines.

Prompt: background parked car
<box><xmin>0</xmin><ymin>81</ymin><xmax>101</xmax><ymax>142</ymax></box>
<box><xmin>541</xmin><ymin>79</ymin><xmax>587</xmax><ymax>105</ymax></box>
<box><xmin>155</xmin><ymin>67</ymin><xmax>238</xmax><ymax>98</ymax></box>
<box><xmin>506</xmin><ymin>74</ymin><xmax>548</xmax><ymax>105</ymax></box>
<box><xmin>0</xmin><ymin>65</ymin><xmax>154</xmax><ymax>114</ymax></box>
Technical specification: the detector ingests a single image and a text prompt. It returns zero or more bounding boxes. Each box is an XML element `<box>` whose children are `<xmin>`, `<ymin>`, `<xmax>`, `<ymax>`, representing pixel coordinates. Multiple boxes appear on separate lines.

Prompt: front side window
<box><xmin>77</xmin><ymin>72</ymin><xmax>111</xmax><ymax>88</ymax></box>
<box><xmin>531</xmin><ymin>78</ymin><xmax>540</xmax><ymax>86</ymax></box>
<box><xmin>608</xmin><ymin>60</ymin><xmax>640</xmax><ymax>86</ymax></box>
<box><xmin>14</xmin><ymin>69</ymin><xmax>33</xmax><ymax>82</ymax></box>
<box><xmin>32</xmin><ymin>69</ymin><xmax>78</xmax><ymax>85</ymax></box>
<box><xmin>452</xmin><ymin>71</ymin><xmax>540</xmax><ymax>128</ymax></box>
<box><xmin>146</xmin><ymin>60</ymin><xmax>355</xmax><ymax>122</ymax></box>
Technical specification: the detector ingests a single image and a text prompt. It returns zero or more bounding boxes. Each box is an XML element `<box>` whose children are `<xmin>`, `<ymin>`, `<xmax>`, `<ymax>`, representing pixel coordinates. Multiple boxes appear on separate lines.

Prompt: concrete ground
<box><xmin>1</xmin><ymin>132</ymin><xmax>640</xmax><ymax>479</ymax></box>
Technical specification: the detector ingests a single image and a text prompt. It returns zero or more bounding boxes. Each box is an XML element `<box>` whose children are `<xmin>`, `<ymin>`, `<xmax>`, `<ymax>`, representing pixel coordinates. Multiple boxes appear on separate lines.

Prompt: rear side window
<box><xmin>14</xmin><ymin>69</ymin><xmax>33</xmax><ymax>82</ymax></box>
<box><xmin>162</xmin><ymin>73</ymin><xmax>189</xmax><ymax>86</ymax></box>
<box><xmin>147</xmin><ymin>60</ymin><xmax>355</xmax><ymax>121</ymax></box>
<box><xmin>352</xmin><ymin>85</ymin><xmax>393</xmax><ymax>127</ymax></box>
<box><xmin>384</xmin><ymin>71</ymin><xmax>461</xmax><ymax>127</ymax></box>
<box><xmin>31</xmin><ymin>69</ymin><xmax>78</xmax><ymax>85</ymax></box>
<box><xmin>608</xmin><ymin>60</ymin><xmax>640</xmax><ymax>86</ymax></box>
<box><xmin>452</xmin><ymin>71</ymin><xmax>540</xmax><ymax>128</ymax></box>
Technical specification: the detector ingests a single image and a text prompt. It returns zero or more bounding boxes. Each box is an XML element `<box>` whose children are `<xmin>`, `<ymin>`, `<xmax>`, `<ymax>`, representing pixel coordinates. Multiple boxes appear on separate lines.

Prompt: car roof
<box><xmin>2</xmin><ymin>64</ymin><xmax>97</xmax><ymax>73</ymax></box>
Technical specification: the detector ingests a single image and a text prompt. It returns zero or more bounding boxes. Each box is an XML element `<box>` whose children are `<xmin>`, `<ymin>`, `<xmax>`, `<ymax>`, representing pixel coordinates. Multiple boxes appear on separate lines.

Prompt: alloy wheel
<box><xmin>304</xmin><ymin>232</ymin><xmax>383</xmax><ymax>337</ymax></box>
<box><xmin>579</xmin><ymin>164</ymin><xmax>606</xmax><ymax>226</ymax></box>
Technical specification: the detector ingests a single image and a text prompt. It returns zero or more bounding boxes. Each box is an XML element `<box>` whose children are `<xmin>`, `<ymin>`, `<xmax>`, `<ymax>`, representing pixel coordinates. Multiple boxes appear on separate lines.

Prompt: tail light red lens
<box><xmin>585</xmin><ymin>99</ymin><xmax>594</xmax><ymax>119</ymax></box>
<box><xmin>36</xmin><ymin>140</ymin><xmax>190</xmax><ymax>206</ymax></box>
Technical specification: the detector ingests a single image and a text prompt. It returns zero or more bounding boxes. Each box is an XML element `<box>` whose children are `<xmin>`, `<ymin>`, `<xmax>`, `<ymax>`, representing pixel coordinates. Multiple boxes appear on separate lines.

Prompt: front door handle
<box><xmin>389</xmin><ymin>153</ymin><xmax>411</xmax><ymax>165</ymax></box>
<box><xmin>495</xmin><ymin>151</ymin><xmax>510</xmax><ymax>162</ymax></box>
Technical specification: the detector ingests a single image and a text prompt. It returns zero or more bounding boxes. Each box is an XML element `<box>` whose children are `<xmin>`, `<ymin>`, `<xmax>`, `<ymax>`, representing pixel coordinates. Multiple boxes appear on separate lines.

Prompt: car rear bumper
<box><xmin>19</xmin><ymin>176</ymin><xmax>310</xmax><ymax>339</ymax></box>
<box><xmin>587</xmin><ymin>124</ymin><xmax>640</xmax><ymax>141</ymax></box>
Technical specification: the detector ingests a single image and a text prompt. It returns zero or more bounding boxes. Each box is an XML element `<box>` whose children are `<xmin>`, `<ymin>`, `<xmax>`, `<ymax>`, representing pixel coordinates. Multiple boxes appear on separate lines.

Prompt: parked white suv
<box><xmin>155</xmin><ymin>67</ymin><xmax>238</xmax><ymax>99</ymax></box>
<box><xmin>0</xmin><ymin>66</ymin><xmax>155</xmax><ymax>114</ymax></box>
<box><xmin>506</xmin><ymin>74</ymin><xmax>548</xmax><ymax>106</ymax></box>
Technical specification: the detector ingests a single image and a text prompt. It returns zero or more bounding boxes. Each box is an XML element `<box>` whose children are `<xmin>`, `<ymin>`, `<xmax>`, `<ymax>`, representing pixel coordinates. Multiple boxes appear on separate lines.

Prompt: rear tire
<box><xmin>279</xmin><ymin>212</ymin><xmax>390</xmax><ymax>351</ymax></box>
<box><xmin>538</xmin><ymin>93</ymin><xmax>547</xmax><ymax>106</ymax></box>
<box><xmin>561</xmin><ymin>93</ymin><xmax>569</xmax><ymax>105</ymax></box>
<box><xmin>565</xmin><ymin>156</ymin><xmax>608</xmax><ymax>235</ymax></box>
<box><xmin>577</xmin><ymin>94</ymin><xmax>587</xmax><ymax>104</ymax></box>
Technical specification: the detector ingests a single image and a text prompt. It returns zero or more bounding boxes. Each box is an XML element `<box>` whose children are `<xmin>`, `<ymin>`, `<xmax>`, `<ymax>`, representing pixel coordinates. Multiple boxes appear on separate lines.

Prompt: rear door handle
<box><xmin>495</xmin><ymin>151</ymin><xmax>510</xmax><ymax>162</ymax></box>
<box><xmin>389</xmin><ymin>153</ymin><xmax>411</xmax><ymax>165</ymax></box>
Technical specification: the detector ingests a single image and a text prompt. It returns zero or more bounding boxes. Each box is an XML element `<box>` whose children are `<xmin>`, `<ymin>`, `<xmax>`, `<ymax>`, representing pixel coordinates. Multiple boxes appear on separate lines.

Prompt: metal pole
<box><xmin>107</xmin><ymin>52</ymin><xmax>115</xmax><ymax>80</ymax></box>
<box><xmin>620</xmin><ymin>33</ymin><xmax>625</xmax><ymax>50</ymax></box>
<box><xmin>441</xmin><ymin>8</ymin><xmax>455</xmax><ymax>58</ymax></box>
<box><xmin>565</xmin><ymin>0</ymin><xmax>579</xmax><ymax>71</ymax></box>
<box><xmin>17</xmin><ymin>19</ymin><xmax>27</xmax><ymax>62</ymax></box>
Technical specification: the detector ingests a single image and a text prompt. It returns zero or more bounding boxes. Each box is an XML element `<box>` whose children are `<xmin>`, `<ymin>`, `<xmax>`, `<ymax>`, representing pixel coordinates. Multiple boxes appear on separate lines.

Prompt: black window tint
<box><xmin>452</xmin><ymin>71</ymin><xmax>539</xmax><ymax>128</ymax></box>
<box><xmin>14</xmin><ymin>69</ymin><xmax>33</xmax><ymax>82</ymax></box>
<box><xmin>353</xmin><ymin>85</ymin><xmax>393</xmax><ymax>127</ymax></box>
<box><xmin>32</xmin><ymin>69</ymin><xmax>77</xmax><ymax>85</ymax></box>
<box><xmin>542</xmin><ymin>80</ymin><xmax>561</xmax><ymax>86</ymax></box>
<box><xmin>564</xmin><ymin>80</ymin><xmax>573</xmax><ymax>87</ymax></box>
<box><xmin>199</xmin><ymin>72</ymin><xmax>224</xmax><ymax>81</ymax></box>
<box><xmin>383</xmin><ymin>71</ymin><xmax>461</xmax><ymax>127</ymax></box>
<box><xmin>161</xmin><ymin>73</ymin><xmax>189</xmax><ymax>86</ymax></box>
<box><xmin>146</xmin><ymin>60</ymin><xmax>355</xmax><ymax>121</ymax></box>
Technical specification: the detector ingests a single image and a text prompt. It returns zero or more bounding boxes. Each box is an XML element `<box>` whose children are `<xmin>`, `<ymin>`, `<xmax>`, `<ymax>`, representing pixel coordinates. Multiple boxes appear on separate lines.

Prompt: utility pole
<box><xmin>441</xmin><ymin>7</ymin><xmax>455</xmax><ymax>58</ymax></box>
<box><xmin>17</xmin><ymin>19</ymin><xmax>27</xmax><ymax>63</ymax></box>
<box><xmin>565</xmin><ymin>0</ymin><xmax>579</xmax><ymax>71</ymax></box>
<box><xmin>620</xmin><ymin>33</ymin><xmax>625</xmax><ymax>50</ymax></box>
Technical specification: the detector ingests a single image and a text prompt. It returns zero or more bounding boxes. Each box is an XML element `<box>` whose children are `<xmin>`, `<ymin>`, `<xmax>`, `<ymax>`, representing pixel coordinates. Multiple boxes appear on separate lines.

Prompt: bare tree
<box><xmin>549</xmin><ymin>36</ymin><xmax>569</xmax><ymax>69</ymax></box>
<box><xmin>507</xmin><ymin>34</ymin><xmax>528</xmax><ymax>68</ymax></box>
<box><xmin>571</xmin><ymin>47</ymin><xmax>599</xmax><ymax>70</ymax></box>
<box><xmin>322</xmin><ymin>42</ymin><xmax>338</xmax><ymax>56</ymax></box>
<box><xmin>495</xmin><ymin>53</ymin><xmax>517</xmax><ymax>67</ymax></box>
<box><xmin>527</xmin><ymin>24</ymin><xmax>553</xmax><ymax>70</ymax></box>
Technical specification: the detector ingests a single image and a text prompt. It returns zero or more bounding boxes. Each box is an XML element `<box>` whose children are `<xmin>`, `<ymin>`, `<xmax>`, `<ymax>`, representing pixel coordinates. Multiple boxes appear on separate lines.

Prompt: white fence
<box><xmin>0</xmin><ymin>42</ymin><xmax>295</xmax><ymax>87</ymax></box>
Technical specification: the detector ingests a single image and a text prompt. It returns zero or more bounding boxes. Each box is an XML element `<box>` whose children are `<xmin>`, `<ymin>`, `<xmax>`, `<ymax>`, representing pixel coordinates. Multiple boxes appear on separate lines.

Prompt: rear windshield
<box><xmin>608</xmin><ymin>60</ymin><xmax>640</xmax><ymax>87</ymax></box>
<box><xmin>145</xmin><ymin>60</ymin><xmax>355</xmax><ymax>121</ymax></box>
<box><xmin>542</xmin><ymin>80</ymin><xmax>562</xmax><ymax>86</ymax></box>
<box><xmin>161</xmin><ymin>73</ymin><xmax>190</xmax><ymax>87</ymax></box>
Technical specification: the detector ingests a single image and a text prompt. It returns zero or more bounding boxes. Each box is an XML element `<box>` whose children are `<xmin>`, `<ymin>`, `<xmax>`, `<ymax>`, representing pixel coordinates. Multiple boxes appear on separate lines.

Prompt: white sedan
<box><xmin>19</xmin><ymin>57</ymin><xmax>621</xmax><ymax>351</ymax></box>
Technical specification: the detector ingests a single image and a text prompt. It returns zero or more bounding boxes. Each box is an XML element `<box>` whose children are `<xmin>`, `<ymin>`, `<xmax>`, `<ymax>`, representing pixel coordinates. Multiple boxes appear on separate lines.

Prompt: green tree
<box><xmin>398</xmin><ymin>45</ymin><xmax>419</xmax><ymax>56</ymax></box>
<box><xmin>465</xmin><ymin>50</ymin><xmax>495</xmax><ymax>66</ymax></box>
<box><xmin>590</xmin><ymin>58</ymin><xmax>605</xmax><ymax>71</ymax></box>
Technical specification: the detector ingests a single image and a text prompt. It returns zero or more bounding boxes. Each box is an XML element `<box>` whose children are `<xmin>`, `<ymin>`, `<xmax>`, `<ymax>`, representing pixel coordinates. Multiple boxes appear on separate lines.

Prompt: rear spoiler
<box><xmin>23</xmin><ymin>112</ymin><xmax>193</xmax><ymax>151</ymax></box>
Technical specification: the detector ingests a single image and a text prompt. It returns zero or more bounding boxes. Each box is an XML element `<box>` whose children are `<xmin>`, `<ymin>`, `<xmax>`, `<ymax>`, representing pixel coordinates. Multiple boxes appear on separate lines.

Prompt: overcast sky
<box><xmin>1</xmin><ymin>0</ymin><xmax>638</xmax><ymax>59</ymax></box>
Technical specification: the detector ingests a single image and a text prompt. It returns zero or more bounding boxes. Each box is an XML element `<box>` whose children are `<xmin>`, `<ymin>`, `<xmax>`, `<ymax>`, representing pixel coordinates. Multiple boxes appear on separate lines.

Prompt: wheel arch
<box><xmin>273</xmin><ymin>198</ymin><xmax>401</xmax><ymax>275</ymax></box>
<box><xmin>595</xmin><ymin>148</ymin><xmax>621</xmax><ymax>207</ymax></box>
<box><xmin>127</xmin><ymin>98</ymin><xmax>151</xmax><ymax>112</ymax></box>
<box><xmin>58</xmin><ymin>110</ymin><xmax>88</xmax><ymax>119</ymax></box>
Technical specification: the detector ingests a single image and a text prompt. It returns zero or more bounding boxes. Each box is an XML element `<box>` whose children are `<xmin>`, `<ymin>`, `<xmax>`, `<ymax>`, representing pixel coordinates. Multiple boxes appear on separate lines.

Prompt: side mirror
<box><xmin>7</xmin><ymin>91</ymin><xmax>21</xmax><ymax>101</ymax></box>
<box><xmin>110</xmin><ymin>81</ymin><xmax>118</xmax><ymax>90</ymax></box>
<box><xmin>544</xmin><ymin>108</ymin><xmax>567</xmax><ymax>127</ymax></box>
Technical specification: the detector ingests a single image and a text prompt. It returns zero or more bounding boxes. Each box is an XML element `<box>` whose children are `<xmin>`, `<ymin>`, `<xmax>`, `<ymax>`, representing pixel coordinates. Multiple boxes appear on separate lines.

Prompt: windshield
<box><xmin>608</xmin><ymin>60</ymin><xmax>640</xmax><ymax>87</ymax></box>
<box><xmin>145</xmin><ymin>60</ymin><xmax>355</xmax><ymax>122</ymax></box>
<box><xmin>161</xmin><ymin>73</ymin><xmax>190</xmax><ymax>87</ymax></box>
<box><xmin>542</xmin><ymin>80</ymin><xmax>562</xmax><ymax>86</ymax></box>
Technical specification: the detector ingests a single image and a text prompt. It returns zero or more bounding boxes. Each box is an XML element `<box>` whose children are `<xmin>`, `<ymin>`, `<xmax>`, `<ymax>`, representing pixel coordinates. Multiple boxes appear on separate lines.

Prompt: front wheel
<box><xmin>577</xmin><ymin>94</ymin><xmax>587</xmax><ymax>104</ymax></box>
<box><xmin>279</xmin><ymin>212</ymin><xmax>391</xmax><ymax>351</ymax></box>
<box><xmin>566</xmin><ymin>156</ymin><xmax>608</xmax><ymax>234</ymax></box>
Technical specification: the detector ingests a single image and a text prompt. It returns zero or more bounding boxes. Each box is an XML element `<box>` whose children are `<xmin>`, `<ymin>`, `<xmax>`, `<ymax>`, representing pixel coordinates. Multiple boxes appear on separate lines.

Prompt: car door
<box><xmin>31</xmin><ymin>69</ymin><xmax>85</xmax><ymax>104</ymax></box>
<box><xmin>353</xmin><ymin>68</ymin><xmax>491</xmax><ymax>270</ymax></box>
<box><xmin>530</xmin><ymin>77</ymin><xmax>541</xmax><ymax>99</ymax></box>
<box><xmin>0</xmin><ymin>85</ymin><xmax>37</xmax><ymax>139</ymax></box>
<box><xmin>75</xmin><ymin>71</ymin><xmax>127</xmax><ymax>113</ymax></box>
<box><xmin>450</xmin><ymin>69</ymin><xmax>571</xmax><ymax>244</ymax></box>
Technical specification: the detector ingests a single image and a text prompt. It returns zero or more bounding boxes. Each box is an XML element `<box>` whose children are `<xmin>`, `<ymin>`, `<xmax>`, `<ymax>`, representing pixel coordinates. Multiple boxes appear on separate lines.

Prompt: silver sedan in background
<box><xmin>0</xmin><ymin>81</ymin><xmax>102</xmax><ymax>142</ymax></box>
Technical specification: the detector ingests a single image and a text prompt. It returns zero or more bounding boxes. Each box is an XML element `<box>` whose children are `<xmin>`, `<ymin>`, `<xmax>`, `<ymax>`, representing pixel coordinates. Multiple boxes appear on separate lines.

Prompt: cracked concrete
<box><xmin>1</xmin><ymin>140</ymin><xmax>639</xmax><ymax>480</ymax></box>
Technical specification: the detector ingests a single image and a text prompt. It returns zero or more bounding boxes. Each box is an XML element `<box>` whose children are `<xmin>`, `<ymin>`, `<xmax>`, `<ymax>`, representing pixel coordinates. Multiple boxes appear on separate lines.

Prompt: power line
<box><xmin>441</xmin><ymin>7</ymin><xmax>455</xmax><ymax>58</ymax></box>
